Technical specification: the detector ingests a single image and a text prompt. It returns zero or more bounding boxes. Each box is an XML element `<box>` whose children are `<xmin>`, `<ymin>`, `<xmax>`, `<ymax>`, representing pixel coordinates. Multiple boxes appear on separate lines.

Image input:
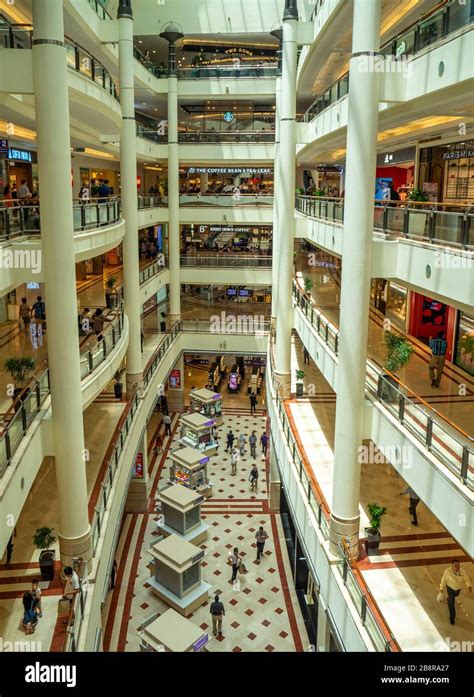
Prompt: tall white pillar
<box><xmin>118</xmin><ymin>1</ymin><xmax>142</xmax><ymax>389</ymax></box>
<box><xmin>32</xmin><ymin>0</ymin><xmax>91</xmax><ymax>568</ymax></box>
<box><xmin>329</xmin><ymin>0</ymin><xmax>381</xmax><ymax>558</ymax></box>
<box><xmin>270</xmin><ymin>33</ymin><xmax>282</xmax><ymax>328</ymax></box>
<box><xmin>161</xmin><ymin>29</ymin><xmax>183</xmax><ymax>326</ymax></box>
<box><xmin>274</xmin><ymin>2</ymin><xmax>298</xmax><ymax>398</ymax></box>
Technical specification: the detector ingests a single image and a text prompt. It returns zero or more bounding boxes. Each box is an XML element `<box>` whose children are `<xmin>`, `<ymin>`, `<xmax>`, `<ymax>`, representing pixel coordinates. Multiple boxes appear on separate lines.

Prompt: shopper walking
<box><xmin>399</xmin><ymin>486</ymin><xmax>421</xmax><ymax>526</ymax></box>
<box><xmin>19</xmin><ymin>298</ymin><xmax>31</xmax><ymax>334</ymax></box>
<box><xmin>209</xmin><ymin>594</ymin><xmax>225</xmax><ymax>636</ymax></box>
<box><xmin>228</xmin><ymin>547</ymin><xmax>241</xmax><ymax>583</ymax></box>
<box><xmin>255</xmin><ymin>526</ymin><xmax>269</xmax><ymax>564</ymax></box>
<box><xmin>303</xmin><ymin>346</ymin><xmax>310</xmax><ymax>365</ymax></box>
<box><xmin>225</xmin><ymin>429</ymin><xmax>235</xmax><ymax>453</ymax></box>
<box><xmin>438</xmin><ymin>560</ymin><xmax>472</xmax><ymax>625</ymax></box>
<box><xmin>249</xmin><ymin>393</ymin><xmax>257</xmax><ymax>415</ymax></box>
<box><xmin>92</xmin><ymin>308</ymin><xmax>110</xmax><ymax>342</ymax></box>
<box><xmin>153</xmin><ymin>433</ymin><xmax>163</xmax><ymax>455</ymax></box>
<box><xmin>260</xmin><ymin>431</ymin><xmax>268</xmax><ymax>457</ymax></box>
<box><xmin>249</xmin><ymin>431</ymin><xmax>257</xmax><ymax>459</ymax></box>
<box><xmin>238</xmin><ymin>432</ymin><xmax>246</xmax><ymax>456</ymax></box>
<box><xmin>22</xmin><ymin>591</ymin><xmax>37</xmax><ymax>634</ymax></box>
<box><xmin>249</xmin><ymin>463</ymin><xmax>259</xmax><ymax>492</ymax></box>
<box><xmin>163</xmin><ymin>412</ymin><xmax>172</xmax><ymax>437</ymax></box>
<box><xmin>428</xmin><ymin>331</ymin><xmax>448</xmax><ymax>388</ymax></box>
<box><xmin>31</xmin><ymin>296</ymin><xmax>46</xmax><ymax>331</ymax></box>
<box><xmin>31</xmin><ymin>579</ymin><xmax>42</xmax><ymax>618</ymax></box>
<box><xmin>231</xmin><ymin>447</ymin><xmax>239</xmax><ymax>476</ymax></box>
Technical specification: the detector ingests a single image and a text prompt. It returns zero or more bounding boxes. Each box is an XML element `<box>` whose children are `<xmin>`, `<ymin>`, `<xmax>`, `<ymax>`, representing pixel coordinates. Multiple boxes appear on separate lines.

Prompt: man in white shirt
<box><xmin>439</xmin><ymin>560</ymin><xmax>472</xmax><ymax>625</ymax></box>
<box><xmin>17</xmin><ymin>180</ymin><xmax>31</xmax><ymax>200</ymax></box>
<box><xmin>63</xmin><ymin>566</ymin><xmax>80</xmax><ymax>601</ymax></box>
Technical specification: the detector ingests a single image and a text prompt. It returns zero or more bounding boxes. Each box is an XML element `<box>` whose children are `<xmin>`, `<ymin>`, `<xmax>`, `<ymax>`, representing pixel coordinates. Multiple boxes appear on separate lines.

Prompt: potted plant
<box><xmin>303</xmin><ymin>277</ymin><xmax>313</xmax><ymax>296</ymax></box>
<box><xmin>296</xmin><ymin>369</ymin><xmax>305</xmax><ymax>398</ymax></box>
<box><xmin>365</xmin><ymin>502</ymin><xmax>387</xmax><ymax>556</ymax></box>
<box><xmin>4</xmin><ymin>357</ymin><xmax>36</xmax><ymax>410</ymax></box>
<box><xmin>381</xmin><ymin>331</ymin><xmax>414</xmax><ymax>402</ymax></box>
<box><xmin>408</xmin><ymin>188</ymin><xmax>428</xmax><ymax>202</ymax></box>
<box><xmin>33</xmin><ymin>527</ymin><xmax>56</xmax><ymax>581</ymax></box>
<box><xmin>113</xmin><ymin>368</ymin><xmax>125</xmax><ymax>400</ymax></box>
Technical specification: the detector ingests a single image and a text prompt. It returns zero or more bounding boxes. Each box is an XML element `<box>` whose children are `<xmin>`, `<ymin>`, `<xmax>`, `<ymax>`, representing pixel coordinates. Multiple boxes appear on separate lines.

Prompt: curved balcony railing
<box><xmin>296</xmin><ymin>195</ymin><xmax>474</xmax><ymax>250</ymax></box>
<box><xmin>177</xmin><ymin>65</ymin><xmax>278</xmax><ymax>80</ymax></box>
<box><xmin>0</xmin><ymin>21</ymin><xmax>118</xmax><ymax>99</ymax></box>
<box><xmin>88</xmin><ymin>0</ymin><xmax>113</xmax><ymax>20</ymax></box>
<box><xmin>292</xmin><ymin>280</ymin><xmax>474</xmax><ymax>489</ymax></box>
<box><xmin>0</xmin><ymin>304</ymin><xmax>126</xmax><ymax>478</ymax></box>
<box><xmin>178</xmin><ymin>130</ymin><xmax>275</xmax><ymax>144</ymax></box>
<box><xmin>139</xmin><ymin>256</ymin><xmax>168</xmax><ymax>284</ymax></box>
<box><xmin>137</xmin><ymin>195</ymin><xmax>164</xmax><ymax>210</ymax></box>
<box><xmin>177</xmin><ymin>193</ymin><xmax>273</xmax><ymax>207</ymax></box>
<box><xmin>302</xmin><ymin>3</ymin><xmax>474</xmax><ymax>122</ymax></box>
<box><xmin>180</xmin><ymin>254</ymin><xmax>272</xmax><ymax>268</ymax></box>
<box><xmin>267</xmin><ymin>346</ymin><xmax>399</xmax><ymax>652</ymax></box>
<box><xmin>0</xmin><ymin>199</ymin><xmax>121</xmax><ymax>239</ymax></box>
<box><xmin>136</xmin><ymin>124</ymin><xmax>168</xmax><ymax>143</ymax></box>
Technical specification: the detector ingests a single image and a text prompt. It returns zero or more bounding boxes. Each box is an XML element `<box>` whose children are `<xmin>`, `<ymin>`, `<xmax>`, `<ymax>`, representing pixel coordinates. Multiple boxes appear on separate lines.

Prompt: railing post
<box><xmin>377</xmin><ymin>374</ymin><xmax>383</xmax><ymax>401</ymax></box>
<box><xmin>398</xmin><ymin>393</ymin><xmax>405</xmax><ymax>422</ymax></box>
<box><xmin>88</xmin><ymin>350</ymin><xmax>93</xmax><ymax>374</ymax></box>
<box><xmin>426</xmin><ymin>417</ymin><xmax>433</xmax><ymax>449</ymax></box>
<box><xmin>80</xmin><ymin>204</ymin><xmax>86</xmax><ymax>230</ymax></box>
<box><xmin>342</xmin><ymin>556</ymin><xmax>348</xmax><ymax>583</ymax></box>
<box><xmin>382</xmin><ymin>206</ymin><xmax>388</xmax><ymax>233</ymax></box>
<box><xmin>428</xmin><ymin>209</ymin><xmax>436</xmax><ymax>242</ymax></box>
<box><xmin>361</xmin><ymin>595</ymin><xmax>367</xmax><ymax>624</ymax></box>
<box><xmin>460</xmin><ymin>447</ymin><xmax>469</xmax><ymax>484</ymax></box>
<box><xmin>335</xmin><ymin>333</ymin><xmax>339</xmax><ymax>355</ymax></box>
<box><xmin>460</xmin><ymin>214</ymin><xmax>468</xmax><ymax>250</ymax></box>
<box><xmin>21</xmin><ymin>404</ymin><xmax>27</xmax><ymax>434</ymax></box>
<box><xmin>36</xmin><ymin>382</ymin><xmax>41</xmax><ymax>409</ymax></box>
<box><xmin>403</xmin><ymin>208</ymin><xmax>409</xmax><ymax>237</ymax></box>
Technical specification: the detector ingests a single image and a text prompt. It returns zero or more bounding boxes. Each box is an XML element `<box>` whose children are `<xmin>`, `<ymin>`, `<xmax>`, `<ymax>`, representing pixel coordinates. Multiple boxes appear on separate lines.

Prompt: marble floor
<box><xmin>287</xmin><ymin>333</ymin><xmax>474</xmax><ymax>652</ymax></box>
<box><xmin>103</xmin><ymin>408</ymin><xmax>310</xmax><ymax>652</ymax></box>
<box><xmin>296</xmin><ymin>254</ymin><xmax>473</xmax><ymax>437</ymax></box>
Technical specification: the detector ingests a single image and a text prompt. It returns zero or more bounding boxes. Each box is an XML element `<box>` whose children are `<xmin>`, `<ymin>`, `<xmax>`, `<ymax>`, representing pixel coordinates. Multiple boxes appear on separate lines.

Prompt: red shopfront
<box><xmin>408</xmin><ymin>293</ymin><xmax>456</xmax><ymax>361</ymax></box>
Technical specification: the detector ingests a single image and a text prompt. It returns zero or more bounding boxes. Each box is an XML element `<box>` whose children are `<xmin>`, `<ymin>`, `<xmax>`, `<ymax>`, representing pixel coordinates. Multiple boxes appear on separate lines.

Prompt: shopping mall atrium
<box><xmin>0</xmin><ymin>0</ymin><xmax>472</xmax><ymax>667</ymax></box>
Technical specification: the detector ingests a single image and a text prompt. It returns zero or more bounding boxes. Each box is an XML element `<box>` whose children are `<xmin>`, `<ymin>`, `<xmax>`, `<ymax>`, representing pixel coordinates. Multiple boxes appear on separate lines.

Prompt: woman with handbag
<box><xmin>228</xmin><ymin>547</ymin><xmax>241</xmax><ymax>583</ymax></box>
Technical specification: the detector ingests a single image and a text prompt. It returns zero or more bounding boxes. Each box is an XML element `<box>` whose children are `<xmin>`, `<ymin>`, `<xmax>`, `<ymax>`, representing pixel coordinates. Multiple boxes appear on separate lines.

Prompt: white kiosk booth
<box><xmin>189</xmin><ymin>387</ymin><xmax>223</xmax><ymax>426</ymax></box>
<box><xmin>138</xmin><ymin>608</ymin><xmax>210</xmax><ymax>652</ymax></box>
<box><xmin>169</xmin><ymin>446</ymin><xmax>213</xmax><ymax>498</ymax></box>
<box><xmin>178</xmin><ymin>412</ymin><xmax>218</xmax><ymax>456</ymax></box>
<box><xmin>157</xmin><ymin>483</ymin><xmax>209</xmax><ymax>544</ymax></box>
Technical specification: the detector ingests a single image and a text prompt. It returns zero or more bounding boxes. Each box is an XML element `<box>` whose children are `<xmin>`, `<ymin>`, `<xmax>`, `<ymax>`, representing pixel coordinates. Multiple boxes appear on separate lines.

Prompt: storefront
<box><xmin>370</xmin><ymin>280</ymin><xmax>408</xmax><ymax>330</ymax></box>
<box><xmin>376</xmin><ymin>147</ymin><xmax>415</xmax><ymax>201</ymax></box>
<box><xmin>181</xmin><ymin>166</ymin><xmax>273</xmax><ymax>195</ymax></box>
<box><xmin>181</xmin><ymin>224</ymin><xmax>272</xmax><ymax>253</ymax></box>
<box><xmin>418</xmin><ymin>139</ymin><xmax>474</xmax><ymax>204</ymax></box>
<box><xmin>454</xmin><ymin>312</ymin><xmax>474</xmax><ymax>376</ymax></box>
<box><xmin>1</xmin><ymin>144</ymin><xmax>38</xmax><ymax>194</ymax></box>
<box><xmin>408</xmin><ymin>292</ymin><xmax>456</xmax><ymax>359</ymax></box>
<box><xmin>314</xmin><ymin>165</ymin><xmax>343</xmax><ymax>197</ymax></box>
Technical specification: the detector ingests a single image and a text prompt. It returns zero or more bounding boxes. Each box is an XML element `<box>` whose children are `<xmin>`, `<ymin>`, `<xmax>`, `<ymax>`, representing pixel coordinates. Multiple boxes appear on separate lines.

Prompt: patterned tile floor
<box><xmin>104</xmin><ymin>410</ymin><xmax>309</xmax><ymax>652</ymax></box>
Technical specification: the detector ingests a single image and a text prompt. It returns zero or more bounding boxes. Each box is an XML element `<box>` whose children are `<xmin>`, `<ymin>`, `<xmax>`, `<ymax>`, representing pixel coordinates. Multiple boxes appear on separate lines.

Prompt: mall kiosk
<box><xmin>248</xmin><ymin>365</ymin><xmax>265</xmax><ymax>395</ymax></box>
<box><xmin>148</xmin><ymin>534</ymin><xmax>211</xmax><ymax>616</ymax></box>
<box><xmin>138</xmin><ymin>608</ymin><xmax>210</xmax><ymax>653</ymax></box>
<box><xmin>178</xmin><ymin>412</ymin><xmax>218</xmax><ymax>456</ymax></box>
<box><xmin>169</xmin><ymin>445</ymin><xmax>213</xmax><ymax>498</ymax></box>
<box><xmin>189</xmin><ymin>387</ymin><xmax>223</xmax><ymax>426</ymax></box>
<box><xmin>157</xmin><ymin>483</ymin><xmax>209</xmax><ymax>544</ymax></box>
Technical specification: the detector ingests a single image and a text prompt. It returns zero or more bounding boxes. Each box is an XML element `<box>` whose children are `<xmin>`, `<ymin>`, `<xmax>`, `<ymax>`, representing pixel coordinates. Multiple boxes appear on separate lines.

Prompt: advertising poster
<box><xmin>133</xmin><ymin>453</ymin><xmax>143</xmax><ymax>479</ymax></box>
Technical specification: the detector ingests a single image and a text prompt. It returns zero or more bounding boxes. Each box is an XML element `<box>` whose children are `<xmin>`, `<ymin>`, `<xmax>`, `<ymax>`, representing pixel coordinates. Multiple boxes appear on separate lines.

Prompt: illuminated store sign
<box><xmin>442</xmin><ymin>148</ymin><xmax>474</xmax><ymax>160</ymax></box>
<box><xmin>8</xmin><ymin>147</ymin><xmax>32</xmax><ymax>162</ymax></box>
<box><xmin>187</xmin><ymin>167</ymin><xmax>272</xmax><ymax>175</ymax></box>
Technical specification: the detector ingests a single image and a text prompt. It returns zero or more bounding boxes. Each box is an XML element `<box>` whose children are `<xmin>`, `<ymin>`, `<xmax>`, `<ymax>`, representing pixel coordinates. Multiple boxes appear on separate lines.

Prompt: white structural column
<box><xmin>118</xmin><ymin>0</ymin><xmax>142</xmax><ymax>389</ymax></box>
<box><xmin>329</xmin><ymin>0</ymin><xmax>381</xmax><ymax>558</ymax></box>
<box><xmin>31</xmin><ymin>0</ymin><xmax>91</xmax><ymax>568</ymax></box>
<box><xmin>162</xmin><ymin>30</ymin><xmax>183</xmax><ymax>326</ymax></box>
<box><xmin>270</xmin><ymin>29</ymin><xmax>282</xmax><ymax>328</ymax></box>
<box><xmin>274</xmin><ymin>1</ymin><xmax>298</xmax><ymax>398</ymax></box>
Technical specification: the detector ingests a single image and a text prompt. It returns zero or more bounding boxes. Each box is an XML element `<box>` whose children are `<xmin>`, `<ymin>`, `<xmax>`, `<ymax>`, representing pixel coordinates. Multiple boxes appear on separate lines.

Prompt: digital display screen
<box><xmin>239</xmin><ymin>289</ymin><xmax>251</xmax><ymax>297</ymax></box>
<box><xmin>227</xmin><ymin>288</ymin><xmax>237</xmax><ymax>296</ymax></box>
<box><xmin>229</xmin><ymin>373</ymin><xmax>238</xmax><ymax>390</ymax></box>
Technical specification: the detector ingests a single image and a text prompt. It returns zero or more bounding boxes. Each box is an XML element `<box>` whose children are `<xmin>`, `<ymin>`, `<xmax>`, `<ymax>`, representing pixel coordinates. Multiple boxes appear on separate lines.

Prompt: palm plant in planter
<box><xmin>113</xmin><ymin>368</ymin><xmax>125</xmax><ymax>400</ymax></box>
<box><xmin>296</xmin><ymin>369</ymin><xmax>305</xmax><ymax>398</ymax></box>
<box><xmin>365</xmin><ymin>503</ymin><xmax>387</xmax><ymax>556</ymax></box>
<box><xmin>33</xmin><ymin>527</ymin><xmax>56</xmax><ymax>581</ymax></box>
<box><xmin>381</xmin><ymin>331</ymin><xmax>414</xmax><ymax>402</ymax></box>
<box><xmin>4</xmin><ymin>357</ymin><xmax>36</xmax><ymax>410</ymax></box>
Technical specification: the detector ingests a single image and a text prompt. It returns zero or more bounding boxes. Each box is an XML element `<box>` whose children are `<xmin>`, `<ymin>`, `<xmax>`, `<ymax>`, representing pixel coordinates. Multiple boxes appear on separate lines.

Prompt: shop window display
<box><xmin>455</xmin><ymin>312</ymin><xmax>474</xmax><ymax>376</ymax></box>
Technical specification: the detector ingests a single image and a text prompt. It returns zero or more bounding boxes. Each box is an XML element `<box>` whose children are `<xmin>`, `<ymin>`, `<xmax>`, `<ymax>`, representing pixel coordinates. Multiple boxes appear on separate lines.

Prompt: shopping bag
<box><xmin>436</xmin><ymin>592</ymin><xmax>444</xmax><ymax>603</ymax></box>
<box><xmin>58</xmin><ymin>597</ymin><xmax>71</xmax><ymax>616</ymax></box>
<box><xmin>239</xmin><ymin>562</ymin><xmax>248</xmax><ymax>575</ymax></box>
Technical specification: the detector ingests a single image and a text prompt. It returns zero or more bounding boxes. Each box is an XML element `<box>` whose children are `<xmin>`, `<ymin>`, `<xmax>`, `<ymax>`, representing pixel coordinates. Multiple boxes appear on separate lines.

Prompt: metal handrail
<box><xmin>180</xmin><ymin>254</ymin><xmax>272</xmax><ymax>267</ymax></box>
<box><xmin>292</xmin><ymin>280</ymin><xmax>473</xmax><ymax>488</ymax></box>
<box><xmin>0</xmin><ymin>303</ymin><xmax>126</xmax><ymax>477</ymax></box>
<box><xmin>178</xmin><ymin>130</ymin><xmax>275</xmax><ymax>143</ymax></box>
<box><xmin>302</xmin><ymin>3</ymin><xmax>473</xmax><ymax>122</ymax></box>
<box><xmin>0</xmin><ymin>199</ymin><xmax>122</xmax><ymax>239</ymax></box>
<box><xmin>177</xmin><ymin>65</ymin><xmax>278</xmax><ymax>79</ymax></box>
<box><xmin>295</xmin><ymin>195</ymin><xmax>474</xmax><ymax>250</ymax></box>
<box><xmin>177</xmin><ymin>193</ymin><xmax>273</xmax><ymax>207</ymax></box>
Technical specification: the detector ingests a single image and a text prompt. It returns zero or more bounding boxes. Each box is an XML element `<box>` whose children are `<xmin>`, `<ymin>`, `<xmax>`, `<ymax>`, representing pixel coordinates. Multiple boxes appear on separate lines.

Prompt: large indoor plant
<box><xmin>4</xmin><ymin>356</ymin><xmax>36</xmax><ymax>408</ymax></box>
<box><xmin>381</xmin><ymin>331</ymin><xmax>414</xmax><ymax>402</ymax></box>
<box><xmin>296</xmin><ymin>369</ymin><xmax>305</xmax><ymax>398</ymax></box>
<box><xmin>408</xmin><ymin>188</ymin><xmax>429</xmax><ymax>202</ymax></box>
<box><xmin>365</xmin><ymin>502</ymin><xmax>387</xmax><ymax>556</ymax></box>
<box><xmin>33</xmin><ymin>526</ymin><xmax>56</xmax><ymax>582</ymax></box>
